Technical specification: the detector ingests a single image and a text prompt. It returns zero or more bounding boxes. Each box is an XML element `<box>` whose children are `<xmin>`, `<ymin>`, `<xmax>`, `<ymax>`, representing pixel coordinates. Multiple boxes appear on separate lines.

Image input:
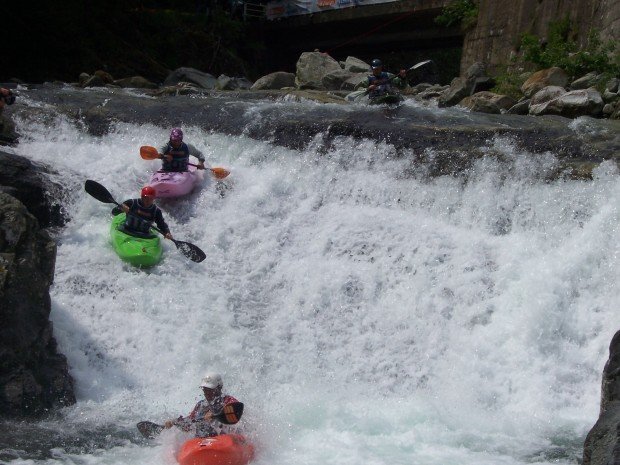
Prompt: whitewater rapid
<box><xmin>3</xmin><ymin>103</ymin><xmax>620</xmax><ymax>465</ymax></box>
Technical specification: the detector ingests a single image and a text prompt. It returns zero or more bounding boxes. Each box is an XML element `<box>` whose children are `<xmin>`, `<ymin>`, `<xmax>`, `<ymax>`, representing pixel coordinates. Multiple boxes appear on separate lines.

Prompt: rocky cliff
<box><xmin>0</xmin><ymin>151</ymin><xmax>75</xmax><ymax>417</ymax></box>
<box><xmin>461</xmin><ymin>0</ymin><xmax>620</xmax><ymax>75</ymax></box>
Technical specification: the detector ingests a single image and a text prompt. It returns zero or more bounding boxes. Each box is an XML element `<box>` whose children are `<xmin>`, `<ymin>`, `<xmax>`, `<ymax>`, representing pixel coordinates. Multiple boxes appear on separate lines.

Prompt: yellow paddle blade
<box><xmin>211</xmin><ymin>167</ymin><xmax>230</xmax><ymax>179</ymax></box>
<box><xmin>140</xmin><ymin>145</ymin><xmax>160</xmax><ymax>160</ymax></box>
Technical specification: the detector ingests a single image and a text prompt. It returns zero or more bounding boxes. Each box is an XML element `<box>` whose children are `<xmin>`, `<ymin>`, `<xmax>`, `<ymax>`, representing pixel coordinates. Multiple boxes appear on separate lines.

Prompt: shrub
<box><xmin>434</xmin><ymin>0</ymin><xmax>479</xmax><ymax>31</ymax></box>
<box><xmin>520</xmin><ymin>19</ymin><xmax>619</xmax><ymax>78</ymax></box>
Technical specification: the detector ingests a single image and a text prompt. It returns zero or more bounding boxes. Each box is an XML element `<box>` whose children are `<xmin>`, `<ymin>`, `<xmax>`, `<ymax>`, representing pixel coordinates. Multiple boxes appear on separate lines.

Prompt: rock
<box><xmin>530</xmin><ymin>86</ymin><xmax>567</xmax><ymax>105</ymax></box>
<box><xmin>571</xmin><ymin>72</ymin><xmax>604</xmax><ymax>90</ymax></box>
<box><xmin>459</xmin><ymin>91</ymin><xmax>516</xmax><ymax>114</ymax></box>
<box><xmin>114</xmin><ymin>76</ymin><xmax>158</xmax><ymax>89</ymax></box>
<box><xmin>603</xmin><ymin>89</ymin><xmax>620</xmax><ymax>104</ymax></box>
<box><xmin>215</xmin><ymin>75</ymin><xmax>252</xmax><ymax>90</ymax></box>
<box><xmin>0</xmin><ymin>114</ymin><xmax>18</xmax><ymax>146</ymax></box>
<box><xmin>606</xmin><ymin>78</ymin><xmax>620</xmax><ymax>93</ymax></box>
<box><xmin>82</xmin><ymin>74</ymin><xmax>106</xmax><ymax>88</ymax></box>
<box><xmin>0</xmin><ymin>192</ymin><xmax>75</xmax><ymax>417</ymax></box>
<box><xmin>250</xmin><ymin>71</ymin><xmax>296</xmax><ymax>90</ymax></box>
<box><xmin>164</xmin><ymin>67</ymin><xmax>216</xmax><ymax>90</ymax></box>
<box><xmin>0</xmin><ymin>151</ymin><xmax>67</xmax><ymax>228</ymax></box>
<box><xmin>438</xmin><ymin>76</ymin><xmax>474</xmax><ymax>107</ymax></box>
<box><xmin>530</xmin><ymin>88</ymin><xmax>604</xmax><ymax>118</ymax></box>
<box><xmin>343</xmin><ymin>56</ymin><xmax>369</xmax><ymax>73</ymax></box>
<box><xmin>583</xmin><ymin>330</ymin><xmax>620</xmax><ymax>465</ymax></box>
<box><xmin>78</xmin><ymin>73</ymin><xmax>90</xmax><ymax>87</ymax></box>
<box><xmin>340</xmin><ymin>73</ymin><xmax>368</xmax><ymax>91</ymax></box>
<box><xmin>471</xmin><ymin>76</ymin><xmax>496</xmax><ymax>94</ymax></box>
<box><xmin>295</xmin><ymin>51</ymin><xmax>342</xmax><ymax>90</ymax></box>
<box><xmin>603</xmin><ymin>103</ymin><xmax>615</xmax><ymax>116</ymax></box>
<box><xmin>521</xmin><ymin>67</ymin><xmax>569</xmax><ymax>98</ymax></box>
<box><xmin>507</xmin><ymin>99</ymin><xmax>530</xmax><ymax>115</ymax></box>
<box><xmin>322</xmin><ymin>69</ymin><xmax>356</xmax><ymax>90</ymax></box>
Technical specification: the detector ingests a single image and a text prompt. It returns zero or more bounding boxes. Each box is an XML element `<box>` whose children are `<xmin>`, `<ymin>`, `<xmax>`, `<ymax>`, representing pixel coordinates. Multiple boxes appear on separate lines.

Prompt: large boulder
<box><xmin>521</xmin><ymin>67</ymin><xmax>569</xmax><ymax>98</ymax></box>
<box><xmin>530</xmin><ymin>88</ymin><xmax>604</xmax><ymax>118</ymax></box>
<box><xmin>583</xmin><ymin>330</ymin><xmax>620</xmax><ymax>465</ymax></box>
<box><xmin>343</xmin><ymin>56</ymin><xmax>369</xmax><ymax>73</ymax></box>
<box><xmin>0</xmin><ymin>192</ymin><xmax>75</xmax><ymax>417</ymax></box>
<box><xmin>164</xmin><ymin>67</ymin><xmax>217</xmax><ymax>90</ymax></box>
<box><xmin>322</xmin><ymin>69</ymin><xmax>357</xmax><ymax>90</ymax></box>
<box><xmin>295</xmin><ymin>51</ymin><xmax>342</xmax><ymax>90</ymax></box>
<box><xmin>459</xmin><ymin>91</ymin><xmax>516</xmax><ymax>114</ymax></box>
<box><xmin>250</xmin><ymin>71</ymin><xmax>296</xmax><ymax>90</ymax></box>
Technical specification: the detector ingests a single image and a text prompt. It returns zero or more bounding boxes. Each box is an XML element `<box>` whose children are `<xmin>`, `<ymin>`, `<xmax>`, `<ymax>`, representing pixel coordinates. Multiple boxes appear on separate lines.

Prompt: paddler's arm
<box><xmin>154</xmin><ymin>208</ymin><xmax>172</xmax><ymax>240</ymax></box>
<box><xmin>121</xmin><ymin>199</ymin><xmax>132</xmax><ymax>214</ymax></box>
<box><xmin>186</xmin><ymin>143</ymin><xmax>206</xmax><ymax>170</ymax></box>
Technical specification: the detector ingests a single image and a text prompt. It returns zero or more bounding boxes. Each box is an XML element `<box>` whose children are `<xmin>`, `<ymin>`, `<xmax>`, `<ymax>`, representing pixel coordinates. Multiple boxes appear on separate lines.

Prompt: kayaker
<box><xmin>164</xmin><ymin>372</ymin><xmax>240</xmax><ymax>438</ymax></box>
<box><xmin>119</xmin><ymin>186</ymin><xmax>173</xmax><ymax>239</ymax></box>
<box><xmin>158</xmin><ymin>128</ymin><xmax>206</xmax><ymax>172</ymax></box>
<box><xmin>356</xmin><ymin>59</ymin><xmax>407</xmax><ymax>100</ymax></box>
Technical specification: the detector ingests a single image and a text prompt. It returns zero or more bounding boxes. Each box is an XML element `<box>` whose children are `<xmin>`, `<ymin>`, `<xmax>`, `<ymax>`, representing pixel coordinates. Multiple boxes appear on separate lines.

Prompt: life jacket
<box><xmin>187</xmin><ymin>395</ymin><xmax>239</xmax><ymax>438</ymax></box>
<box><xmin>123</xmin><ymin>200</ymin><xmax>159</xmax><ymax>235</ymax></box>
<box><xmin>367</xmin><ymin>72</ymin><xmax>393</xmax><ymax>98</ymax></box>
<box><xmin>162</xmin><ymin>142</ymin><xmax>190</xmax><ymax>172</ymax></box>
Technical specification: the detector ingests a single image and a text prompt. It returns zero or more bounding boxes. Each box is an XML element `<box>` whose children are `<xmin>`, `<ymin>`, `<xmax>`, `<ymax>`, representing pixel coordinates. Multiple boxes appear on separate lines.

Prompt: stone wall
<box><xmin>461</xmin><ymin>0</ymin><xmax>620</xmax><ymax>75</ymax></box>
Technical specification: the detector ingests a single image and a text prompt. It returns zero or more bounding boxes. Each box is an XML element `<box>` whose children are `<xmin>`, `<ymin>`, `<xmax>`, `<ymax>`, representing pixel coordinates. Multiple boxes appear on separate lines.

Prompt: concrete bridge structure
<box><xmin>260</xmin><ymin>0</ymin><xmax>620</xmax><ymax>84</ymax></box>
<box><xmin>262</xmin><ymin>0</ymin><xmax>463</xmax><ymax>83</ymax></box>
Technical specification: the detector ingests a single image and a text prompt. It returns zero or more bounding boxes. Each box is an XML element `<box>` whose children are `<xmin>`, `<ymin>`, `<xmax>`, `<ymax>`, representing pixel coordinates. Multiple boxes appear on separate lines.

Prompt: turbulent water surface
<box><xmin>2</xmin><ymin>92</ymin><xmax>619</xmax><ymax>465</ymax></box>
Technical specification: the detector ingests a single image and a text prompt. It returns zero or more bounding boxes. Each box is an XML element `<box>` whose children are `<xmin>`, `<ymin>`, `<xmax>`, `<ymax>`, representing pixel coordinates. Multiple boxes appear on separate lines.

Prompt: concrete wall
<box><xmin>461</xmin><ymin>0</ymin><xmax>620</xmax><ymax>75</ymax></box>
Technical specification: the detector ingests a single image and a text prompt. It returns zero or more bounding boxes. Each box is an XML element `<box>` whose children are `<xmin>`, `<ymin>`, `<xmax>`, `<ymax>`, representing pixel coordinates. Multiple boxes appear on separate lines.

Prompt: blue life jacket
<box><xmin>162</xmin><ymin>142</ymin><xmax>190</xmax><ymax>172</ymax></box>
<box><xmin>124</xmin><ymin>200</ymin><xmax>159</xmax><ymax>235</ymax></box>
<box><xmin>367</xmin><ymin>72</ymin><xmax>393</xmax><ymax>98</ymax></box>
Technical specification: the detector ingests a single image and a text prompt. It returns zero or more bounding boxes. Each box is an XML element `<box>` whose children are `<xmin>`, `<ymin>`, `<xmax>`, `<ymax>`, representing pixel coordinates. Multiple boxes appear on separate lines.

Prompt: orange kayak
<box><xmin>177</xmin><ymin>435</ymin><xmax>254</xmax><ymax>465</ymax></box>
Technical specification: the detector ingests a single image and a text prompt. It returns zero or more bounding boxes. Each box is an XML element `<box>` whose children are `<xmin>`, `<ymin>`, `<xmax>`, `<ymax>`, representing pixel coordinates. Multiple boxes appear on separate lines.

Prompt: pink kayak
<box><xmin>148</xmin><ymin>166</ymin><xmax>204</xmax><ymax>198</ymax></box>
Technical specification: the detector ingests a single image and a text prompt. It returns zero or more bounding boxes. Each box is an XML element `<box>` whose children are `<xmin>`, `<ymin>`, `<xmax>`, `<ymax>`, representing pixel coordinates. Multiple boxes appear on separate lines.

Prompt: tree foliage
<box><xmin>520</xmin><ymin>19</ymin><xmax>619</xmax><ymax>77</ymax></box>
<box><xmin>434</xmin><ymin>0</ymin><xmax>478</xmax><ymax>30</ymax></box>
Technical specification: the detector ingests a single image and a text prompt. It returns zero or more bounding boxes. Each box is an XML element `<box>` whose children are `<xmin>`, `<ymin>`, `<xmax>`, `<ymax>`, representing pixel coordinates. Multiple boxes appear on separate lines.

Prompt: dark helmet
<box><xmin>170</xmin><ymin>127</ymin><xmax>183</xmax><ymax>142</ymax></box>
<box><xmin>371</xmin><ymin>59</ymin><xmax>382</xmax><ymax>69</ymax></box>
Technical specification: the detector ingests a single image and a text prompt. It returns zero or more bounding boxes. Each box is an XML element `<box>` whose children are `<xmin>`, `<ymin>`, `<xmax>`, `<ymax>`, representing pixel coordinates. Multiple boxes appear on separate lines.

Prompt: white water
<box><xmin>4</xmin><ymin>107</ymin><xmax>620</xmax><ymax>465</ymax></box>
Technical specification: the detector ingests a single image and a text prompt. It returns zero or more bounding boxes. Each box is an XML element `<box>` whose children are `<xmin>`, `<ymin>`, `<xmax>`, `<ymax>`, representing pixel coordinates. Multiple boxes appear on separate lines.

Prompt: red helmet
<box><xmin>141</xmin><ymin>186</ymin><xmax>156</xmax><ymax>198</ymax></box>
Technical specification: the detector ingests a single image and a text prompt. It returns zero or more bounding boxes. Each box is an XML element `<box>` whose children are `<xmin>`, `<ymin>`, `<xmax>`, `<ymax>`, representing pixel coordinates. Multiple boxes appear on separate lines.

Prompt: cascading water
<box><xmin>1</xmin><ymin>95</ymin><xmax>619</xmax><ymax>465</ymax></box>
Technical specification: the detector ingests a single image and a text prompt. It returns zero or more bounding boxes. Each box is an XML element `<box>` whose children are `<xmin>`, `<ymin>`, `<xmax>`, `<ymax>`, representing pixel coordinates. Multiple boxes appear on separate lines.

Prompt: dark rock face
<box><xmin>583</xmin><ymin>330</ymin><xmax>620</xmax><ymax>465</ymax></box>
<box><xmin>0</xmin><ymin>152</ymin><xmax>68</xmax><ymax>228</ymax></box>
<box><xmin>0</xmin><ymin>151</ymin><xmax>75</xmax><ymax>417</ymax></box>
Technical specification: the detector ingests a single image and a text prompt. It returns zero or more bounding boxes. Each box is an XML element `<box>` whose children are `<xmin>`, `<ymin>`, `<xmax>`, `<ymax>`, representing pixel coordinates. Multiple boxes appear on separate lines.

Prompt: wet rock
<box><xmin>0</xmin><ymin>192</ymin><xmax>75</xmax><ymax>417</ymax></box>
<box><xmin>583</xmin><ymin>330</ymin><xmax>620</xmax><ymax>465</ymax></box>
<box><xmin>322</xmin><ymin>69</ymin><xmax>357</xmax><ymax>90</ymax></box>
<box><xmin>571</xmin><ymin>72</ymin><xmax>604</xmax><ymax>90</ymax></box>
<box><xmin>164</xmin><ymin>67</ymin><xmax>216</xmax><ymax>89</ymax></box>
<box><xmin>459</xmin><ymin>91</ymin><xmax>515</xmax><ymax>114</ymax></box>
<box><xmin>343</xmin><ymin>56</ymin><xmax>369</xmax><ymax>73</ymax></box>
<box><xmin>530</xmin><ymin>88</ymin><xmax>604</xmax><ymax>118</ymax></box>
<box><xmin>507</xmin><ymin>99</ymin><xmax>530</xmax><ymax>115</ymax></box>
<box><xmin>250</xmin><ymin>71</ymin><xmax>296</xmax><ymax>90</ymax></box>
<box><xmin>521</xmin><ymin>67</ymin><xmax>569</xmax><ymax>98</ymax></box>
<box><xmin>295</xmin><ymin>51</ymin><xmax>342</xmax><ymax>90</ymax></box>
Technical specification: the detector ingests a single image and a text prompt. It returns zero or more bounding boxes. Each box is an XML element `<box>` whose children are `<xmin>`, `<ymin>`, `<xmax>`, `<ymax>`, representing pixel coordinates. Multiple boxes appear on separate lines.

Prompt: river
<box><xmin>1</xmin><ymin>88</ymin><xmax>619</xmax><ymax>465</ymax></box>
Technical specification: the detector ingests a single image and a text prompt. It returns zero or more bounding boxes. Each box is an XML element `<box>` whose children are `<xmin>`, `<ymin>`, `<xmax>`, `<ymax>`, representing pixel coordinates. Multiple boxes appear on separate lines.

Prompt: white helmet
<box><xmin>199</xmin><ymin>372</ymin><xmax>223</xmax><ymax>389</ymax></box>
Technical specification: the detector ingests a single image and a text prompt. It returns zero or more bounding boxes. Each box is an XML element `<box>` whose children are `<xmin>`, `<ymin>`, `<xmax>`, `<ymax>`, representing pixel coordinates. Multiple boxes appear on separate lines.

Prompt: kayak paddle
<box><xmin>140</xmin><ymin>145</ymin><xmax>230</xmax><ymax>180</ymax></box>
<box><xmin>136</xmin><ymin>402</ymin><xmax>245</xmax><ymax>439</ymax></box>
<box><xmin>84</xmin><ymin>180</ymin><xmax>206</xmax><ymax>263</ymax></box>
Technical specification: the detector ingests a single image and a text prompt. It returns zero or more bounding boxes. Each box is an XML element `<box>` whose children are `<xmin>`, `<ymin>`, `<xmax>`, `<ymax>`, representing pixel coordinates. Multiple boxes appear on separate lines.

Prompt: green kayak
<box><xmin>110</xmin><ymin>213</ymin><xmax>163</xmax><ymax>267</ymax></box>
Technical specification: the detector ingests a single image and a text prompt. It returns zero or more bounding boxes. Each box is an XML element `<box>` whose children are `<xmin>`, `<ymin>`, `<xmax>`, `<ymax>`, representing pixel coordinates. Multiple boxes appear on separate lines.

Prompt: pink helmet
<box><xmin>170</xmin><ymin>128</ymin><xmax>183</xmax><ymax>142</ymax></box>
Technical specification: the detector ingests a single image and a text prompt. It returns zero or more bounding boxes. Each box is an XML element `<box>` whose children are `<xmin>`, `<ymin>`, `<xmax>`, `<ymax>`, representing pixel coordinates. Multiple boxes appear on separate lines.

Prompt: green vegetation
<box><xmin>520</xmin><ymin>19</ymin><xmax>619</xmax><ymax>78</ymax></box>
<box><xmin>490</xmin><ymin>19</ymin><xmax>619</xmax><ymax>97</ymax></box>
<box><xmin>434</xmin><ymin>0</ymin><xmax>479</xmax><ymax>31</ymax></box>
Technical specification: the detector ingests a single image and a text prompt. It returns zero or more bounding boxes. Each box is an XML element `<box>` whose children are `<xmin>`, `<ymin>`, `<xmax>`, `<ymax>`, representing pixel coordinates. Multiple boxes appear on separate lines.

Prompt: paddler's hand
<box><xmin>368</xmin><ymin>84</ymin><xmax>377</xmax><ymax>91</ymax></box>
<box><xmin>164</xmin><ymin>232</ymin><xmax>173</xmax><ymax>240</ymax></box>
<box><xmin>398</xmin><ymin>69</ymin><xmax>406</xmax><ymax>78</ymax></box>
<box><xmin>164</xmin><ymin>420</ymin><xmax>174</xmax><ymax>428</ymax></box>
<box><xmin>203</xmin><ymin>411</ymin><xmax>214</xmax><ymax>421</ymax></box>
<box><xmin>197</xmin><ymin>161</ymin><xmax>205</xmax><ymax>170</ymax></box>
<box><xmin>161</xmin><ymin>153</ymin><xmax>173</xmax><ymax>162</ymax></box>
<box><xmin>121</xmin><ymin>204</ymin><xmax>130</xmax><ymax>214</ymax></box>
